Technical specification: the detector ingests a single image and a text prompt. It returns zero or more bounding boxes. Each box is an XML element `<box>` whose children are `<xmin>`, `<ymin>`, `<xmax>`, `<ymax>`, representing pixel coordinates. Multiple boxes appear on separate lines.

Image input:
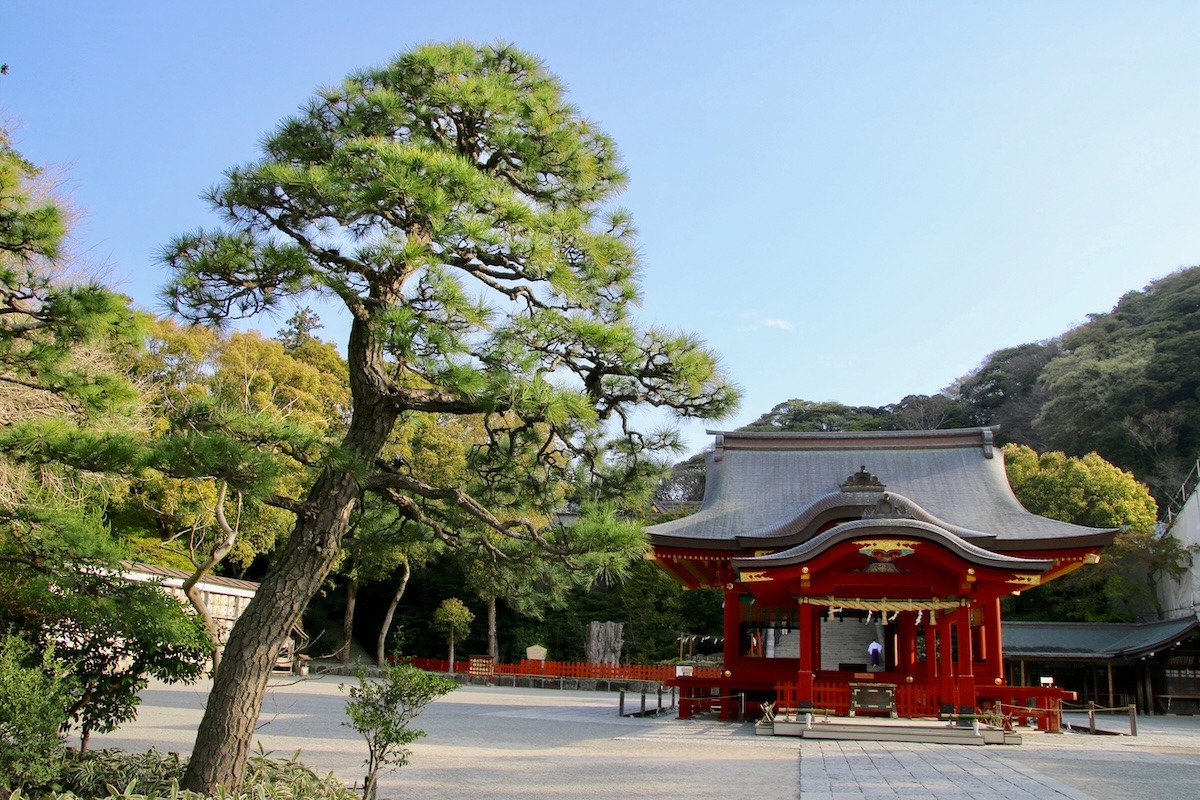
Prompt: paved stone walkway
<box><xmin>798</xmin><ymin>740</ymin><xmax>1093</xmax><ymax>799</ymax></box>
<box><xmin>91</xmin><ymin>676</ymin><xmax>1200</xmax><ymax>799</ymax></box>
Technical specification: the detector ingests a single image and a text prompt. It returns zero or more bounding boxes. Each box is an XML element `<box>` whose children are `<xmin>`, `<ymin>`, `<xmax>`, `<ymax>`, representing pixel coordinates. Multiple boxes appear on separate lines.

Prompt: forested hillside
<box><xmin>667</xmin><ymin>265</ymin><xmax>1200</xmax><ymax>512</ymax></box>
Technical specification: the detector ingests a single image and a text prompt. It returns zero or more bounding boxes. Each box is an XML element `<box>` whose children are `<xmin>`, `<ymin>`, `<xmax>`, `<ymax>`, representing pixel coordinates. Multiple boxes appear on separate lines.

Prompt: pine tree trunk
<box><xmin>375</xmin><ymin>561</ymin><xmax>410</xmax><ymax>665</ymax></box>
<box><xmin>339</xmin><ymin>577</ymin><xmax>358</xmax><ymax>666</ymax></box>
<box><xmin>181</xmin><ymin>320</ymin><xmax>397</xmax><ymax>794</ymax></box>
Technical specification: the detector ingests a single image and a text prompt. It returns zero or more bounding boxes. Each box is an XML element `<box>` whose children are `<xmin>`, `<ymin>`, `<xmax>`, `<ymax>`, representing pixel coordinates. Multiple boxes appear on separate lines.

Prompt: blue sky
<box><xmin>5</xmin><ymin>2</ymin><xmax>1200</xmax><ymax>456</ymax></box>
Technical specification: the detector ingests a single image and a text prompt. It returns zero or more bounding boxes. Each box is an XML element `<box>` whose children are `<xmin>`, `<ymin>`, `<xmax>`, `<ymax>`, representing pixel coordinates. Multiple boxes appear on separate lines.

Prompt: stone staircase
<box><xmin>763</xmin><ymin>715</ymin><xmax>1022</xmax><ymax>745</ymax></box>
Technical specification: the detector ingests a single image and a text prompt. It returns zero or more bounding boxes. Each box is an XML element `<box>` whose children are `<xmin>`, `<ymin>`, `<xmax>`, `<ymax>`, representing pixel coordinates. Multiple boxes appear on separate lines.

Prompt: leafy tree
<box><xmin>1033</xmin><ymin>339</ymin><xmax>1157</xmax><ymax>473</ymax></box>
<box><xmin>0</xmin><ymin>126</ymin><xmax>64</xmax><ymax>263</ymax></box>
<box><xmin>0</xmin><ymin>130</ymin><xmax>214</xmax><ymax>751</ymax></box>
<box><xmin>740</xmin><ymin>399</ymin><xmax>892</xmax><ymax>432</ymax></box>
<box><xmin>654</xmin><ymin>451</ymin><xmax>707</xmax><ymax>505</ymax></box>
<box><xmin>0</xmin><ymin>553</ymin><xmax>212</xmax><ymax>749</ymax></box>
<box><xmin>432</xmin><ymin>597</ymin><xmax>473</xmax><ymax>671</ymax></box>
<box><xmin>1004</xmin><ymin>444</ymin><xmax>1158</xmax><ymax>531</ymax></box>
<box><xmin>277</xmin><ymin>305</ymin><xmax>324</xmax><ymax>351</ymax></box>
<box><xmin>951</xmin><ymin>342</ymin><xmax>1059</xmax><ymax>446</ymax></box>
<box><xmin>161</xmin><ymin>42</ymin><xmax>736</xmax><ymax>792</ymax></box>
<box><xmin>886</xmin><ymin>393</ymin><xmax>972</xmax><ymax>432</ymax></box>
<box><xmin>1002</xmin><ymin>444</ymin><xmax>1191</xmax><ymax>621</ymax></box>
<box><xmin>459</xmin><ymin>503</ymin><xmax>647</xmax><ymax>660</ymax></box>
<box><xmin>336</xmin><ymin>495</ymin><xmax>435</xmax><ymax>666</ymax></box>
<box><xmin>0</xmin><ymin>135</ymin><xmax>141</xmax><ymax>422</ymax></box>
<box><xmin>342</xmin><ymin>663</ymin><xmax>456</xmax><ymax>800</ymax></box>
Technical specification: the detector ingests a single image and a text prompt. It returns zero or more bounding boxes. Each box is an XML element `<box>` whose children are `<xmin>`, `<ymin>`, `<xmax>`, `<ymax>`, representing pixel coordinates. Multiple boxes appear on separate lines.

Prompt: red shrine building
<box><xmin>647</xmin><ymin>428</ymin><xmax>1116</xmax><ymax>721</ymax></box>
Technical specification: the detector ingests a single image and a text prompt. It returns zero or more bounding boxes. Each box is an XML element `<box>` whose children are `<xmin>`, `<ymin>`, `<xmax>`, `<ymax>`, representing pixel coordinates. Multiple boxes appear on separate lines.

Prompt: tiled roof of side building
<box><xmin>120</xmin><ymin>561</ymin><xmax>260</xmax><ymax>594</ymax></box>
<box><xmin>1003</xmin><ymin>615</ymin><xmax>1200</xmax><ymax>659</ymax></box>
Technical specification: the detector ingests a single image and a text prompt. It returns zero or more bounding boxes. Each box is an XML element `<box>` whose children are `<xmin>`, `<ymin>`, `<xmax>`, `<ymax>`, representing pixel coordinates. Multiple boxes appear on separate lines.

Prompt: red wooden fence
<box><xmin>407</xmin><ymin>656</ymin><xmax>722</xmax><ymax>683</ymax></box>
<box><xmin>772</xmin><ymin>682</ymin><xmax>954</xmax><ymax>718</ymax></box>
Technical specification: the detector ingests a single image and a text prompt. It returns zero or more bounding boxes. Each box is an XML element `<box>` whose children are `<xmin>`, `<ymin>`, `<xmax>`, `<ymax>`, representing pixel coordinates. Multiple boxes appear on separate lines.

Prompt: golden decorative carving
<box><xmin>855</xmin><ymin>539</ymin><xmax>918</xmax><ymax>561</ymax></box>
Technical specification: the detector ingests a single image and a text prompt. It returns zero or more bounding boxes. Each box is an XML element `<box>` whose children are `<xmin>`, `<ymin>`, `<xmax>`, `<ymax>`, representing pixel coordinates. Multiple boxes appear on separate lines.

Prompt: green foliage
<box><xmin>0</xmin><ymin>635</ymin><xmax>72</xmax><ymax>791</ymax></box>
<box><xmin>0</xmin><ymin>127</ymin><xmax>65</xmax><ymax>263</ymax></box>
<box><xmin>1003</xmin><ymin>444</ymin><xmax>1158</xmax><ymax>531</ymax></box>
<box><xmin>36</xmin><ymin>746</ymin><xmax>356</xmax><ymax>799</ymax></box>
<box><xmin>741</xmin><ymin>399</ymin><xmax>895</xmax><ymax>433</ymax></box>
<box><xmin>342</xmin><ymin>664</ymin><xmax>456</xmax><ymax>800</ymax></box>
<box><xmin>0</xmin><ymin>126</ymin><xmax>143</xmax><ymax>422</ymax></box>
<box><xmin>654</xmin><ymin>452</ymin><xmax>707</xmax><ymax>505</ymax></box>
<box><xmin>432</xmin><ymin>597</ymin><xmax>473</xmax><ymax>653</ymax></box>
<box><xmin>503</xmin><ymin>558</ymin><xmax>722</xmax><ymax>664</ymax></box>
<box><xmin>962</xmin><ymin>267</ymin><xmax>1200</xmax><ymax>503</ymax></box>
<box><xmin>953</xmin><ymin>342</ymin><xmax>1059</xmax><ymax>445</ymax></box>
<box><xmin>0</xmin><ymin>553</ymin><xmax>212</xmax><ymax>747</ymax></box>
<box><xmin>1001</xmin><ymin>444</ymin><xmax>1191</xmax><ymax>622</ymax></box>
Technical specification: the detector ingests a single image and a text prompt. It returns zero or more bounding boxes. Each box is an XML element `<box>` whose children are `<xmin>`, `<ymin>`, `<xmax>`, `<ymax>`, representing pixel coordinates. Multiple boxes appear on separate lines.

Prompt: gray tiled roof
<box><xmin>647</xmin><ymin>428</ymin><xmax>1115</xmax><ymax>551</ymax></box>
<box><xmin>1003</xmin><ymin>615</ymin><xmax>1200</xmax><ymax>659</ymax></box>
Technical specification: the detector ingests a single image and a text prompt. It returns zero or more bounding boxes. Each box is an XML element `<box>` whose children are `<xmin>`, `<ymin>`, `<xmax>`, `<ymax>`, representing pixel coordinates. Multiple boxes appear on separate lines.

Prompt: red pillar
<box><xmin>899</xmin><ymin>611</ymin><xmax>917</xmax><ymax>674</ymax></box>
<box><xmin>983</xmin><ymin>598</ymin><xmax>1003</xmax><ymax>684</ymax></box>
<box><xmin>922</xmin><ymin>613</ymin><xmax>936</xmax><ymax>684</ymax></box>
<box><xmin>956</xmin><ymin>605</ymin><xmax>977</xmax><ymax>715</ymax></box>
<box><xmin>723</xmin><ymin>587</ymin><xmax>741</xmax><ymax>669</ymax></box>
<box><xmin>796</xmin><ymin>600</ymin><xmax>816</xmax><ymax>709</ymax></box>
<box><xmin>938</xmin><ymin>610</ymin><xmax>956</xmax><ymax>714</ymax></box>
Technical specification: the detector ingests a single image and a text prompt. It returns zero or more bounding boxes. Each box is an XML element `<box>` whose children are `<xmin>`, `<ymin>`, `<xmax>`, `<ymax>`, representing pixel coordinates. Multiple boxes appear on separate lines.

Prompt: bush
<box><xmin>8</xmin><ymin>746</ymin><xmax>356</xmax><ymax>800</ymax></box>
<box><xmin>0</xmin><ymin>634</ymin><xmax>73</xmax><ymax>792</ymax></box>
<box><xmin>342</xmin><ymin>664</ymin><xmax>457</xmax><ymax>800</ymax></box>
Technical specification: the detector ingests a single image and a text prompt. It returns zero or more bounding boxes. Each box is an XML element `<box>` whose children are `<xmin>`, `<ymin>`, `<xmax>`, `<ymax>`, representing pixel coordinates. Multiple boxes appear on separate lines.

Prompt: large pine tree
<box><xmin>162</xmin><ymin>43</ymin><xmax>737</xmax><ymax>791</ymax></box>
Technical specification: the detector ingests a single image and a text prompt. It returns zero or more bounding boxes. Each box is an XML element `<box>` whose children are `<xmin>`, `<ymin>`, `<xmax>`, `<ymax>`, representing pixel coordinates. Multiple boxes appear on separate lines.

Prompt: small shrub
<box><xmin>0</xmin><ymin>634</ymin><xmax>73</xmax><ymax>792</ymax></box>
<box><xmin>39</xmin><ymin>746</ymin><xmax>355</xmax><ymax>800</ymax></box>
<box><xmin>57</xmin><ymin>748</ymin><xmax>185</xmax><ymax>797</ymax></box>
<box><xmin>343</xmin><ymin>664</ymin><xmax>457</xmax><ymax>800</ymax></box>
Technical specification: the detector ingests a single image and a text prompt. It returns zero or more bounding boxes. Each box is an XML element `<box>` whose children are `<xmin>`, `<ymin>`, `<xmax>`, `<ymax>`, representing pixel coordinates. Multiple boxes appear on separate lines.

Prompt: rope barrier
<box><xmin>1062</xmin><ymin>701</ymin><xmax>1132</xmax><ymax>713</ymax></box>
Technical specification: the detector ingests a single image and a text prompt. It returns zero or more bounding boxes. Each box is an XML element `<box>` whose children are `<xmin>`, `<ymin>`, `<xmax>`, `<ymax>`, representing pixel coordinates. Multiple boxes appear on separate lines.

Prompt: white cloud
<box><xmin>732</xmin><ymin>312</ymin><xmax>796</xmax><ymax>334</ymax></box>
<box><xmin>759</xmin><ymin>318</ymin><xmax>795</xmax><ymax>332</ymax></box>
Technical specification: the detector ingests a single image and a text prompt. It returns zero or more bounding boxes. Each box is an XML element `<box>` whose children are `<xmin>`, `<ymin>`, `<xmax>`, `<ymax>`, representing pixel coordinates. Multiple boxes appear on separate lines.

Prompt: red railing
<box><xmin>768</xmin><ymin>681</ymin><xmax>1060</xmax><ymax>724</ymax></box>
<box><xmin>774</xmin><ymin>681</ymin><xmax>995</xmax><ymax>719</ymax></box>
<box><xmin>406</xmin><ymin>656</ymin><xmax>722</xmax><ymax>683</ymax></box>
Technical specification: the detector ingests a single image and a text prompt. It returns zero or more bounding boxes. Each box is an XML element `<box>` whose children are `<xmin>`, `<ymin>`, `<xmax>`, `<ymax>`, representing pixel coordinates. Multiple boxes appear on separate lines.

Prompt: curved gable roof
<box><xmin>647</xmin><ymin>428</ymin><xmax>1115</xmax><ymax>552</ymax></box>
<box><xmin>731</xmin><ymin>518</ymin><xmax>1056</xmax><ymax>573</ymax></box>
